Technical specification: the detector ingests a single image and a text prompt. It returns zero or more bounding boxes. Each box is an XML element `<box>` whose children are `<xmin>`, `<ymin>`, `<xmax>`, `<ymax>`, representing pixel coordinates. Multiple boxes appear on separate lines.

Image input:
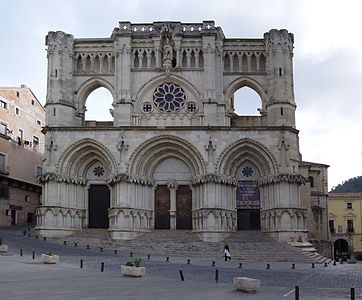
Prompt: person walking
<box><xmin>224</xmin><ymin>243</ymin><xmax>231</xmax><ymax>261</ymax></box>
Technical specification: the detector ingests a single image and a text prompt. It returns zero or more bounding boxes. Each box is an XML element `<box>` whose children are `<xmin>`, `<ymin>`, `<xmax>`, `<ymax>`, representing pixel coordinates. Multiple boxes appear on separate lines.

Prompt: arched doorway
<box><xmin>153</xmin><ymin>158</ymin><xmax>192</xmax><ymax>230</ymax></box>
<box><xmin>233</xmin><ymin>86</ymin><xmax>262</xmax><ymax>116</ymax></box>
<box><xmin>334</xmin><ymin>238</ymin><xmax>350</xmax><ymax>260</ymax></box>
<box><xmin>236</xmin><ymin>162</ymin><xmax>261</xmax><ymax>230</ymax></box>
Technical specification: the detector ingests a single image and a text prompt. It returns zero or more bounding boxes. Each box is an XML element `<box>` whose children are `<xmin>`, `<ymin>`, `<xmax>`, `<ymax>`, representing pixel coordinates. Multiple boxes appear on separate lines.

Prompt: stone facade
<box><xmin>36</xmin><ymin>21</ymin><xmax>329</xmax><ymax>243</ymax></box>
<box><xmin>0</xmin><ymin>85</ymin><xmax>45</xmax><ymax>225</ymax></box>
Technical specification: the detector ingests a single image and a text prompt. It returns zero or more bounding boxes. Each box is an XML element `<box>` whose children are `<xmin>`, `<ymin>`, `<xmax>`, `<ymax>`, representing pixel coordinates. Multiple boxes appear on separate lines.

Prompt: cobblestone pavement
<box><xmin>1</xmin><ymin>226</ymin><xmax>361</xmax><ymax>299</ymax></box>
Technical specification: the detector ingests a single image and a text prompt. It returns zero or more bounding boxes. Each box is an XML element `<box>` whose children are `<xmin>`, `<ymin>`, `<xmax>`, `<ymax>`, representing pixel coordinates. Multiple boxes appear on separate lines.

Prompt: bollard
<box><xmin>32</xmin><ymin>251</ymin><xmax>35</xmax><ymax>259</ymax></box>
<box><xmin>179</xmin><ymin>270</ymin><xmax>184</xmax><ymax>281</ymax></box>
<box><xmin>212</xmin><ymin>261</ymin><xmax>216</xmax><ymax>267</ymax></box>
<box><xmin>215</xmin><ymin>269</ymin><xmax>219</xmax><ymax>284</ymax></box>
<box><xmin>20</xmin><ymin>249</ymin><xmax>23</xmax><ymax>256</ymax></box>
<box><xmin>291</xmin><ymin>263</ymin><xmax>295</xmax><ymax>269</ymax></box>
<box><xmin>238</xmin><ymin>262</ymin><xmax>242</xmax><ymax>268</ymax></box>
<box><xmin>74</xmin><ymin>242</ymin><xmax>78</xmax><ymax>247</ymax></box>
<box><xmin>28</xmin><ymin>227</ymin><xmax>31</xmax><ymax>231</ymax></box>
<box><xmin>333</xmin><ymin>260</ymin><xmax>337</xmax><ymax>266</ymax></box>
<box><xmin>64</xmin><ymin>241</ymin><xmax>67</xmax><ymax>245</ymax></box>
<box><xmin>295</xmin><ymin>285</ymin><xmax>299</xmax><ymax>300</ymax></box>
<box><xmin>35</xmin><ymin>235</ymin><xmax>38</xmax><ymax>239</ymax></box>
<box><xmin>86</xmin><ymin>245</ymin><xmax>90</xmax><ymax>250</ymax></box>
<box><xmin>324</xmin><ymin>262</ymin><xmax>328</xmax><ymax>267</ymax></box>
<box><xmin>43</xmin><ymin>237</ymin><xmax>46</xmax><ymax>241</ymax></box>
<box><xmin>129</xmin><ymin>252</ymin><xmax>133</xmax><ymax>257</ymax></box>
<box><xmin>187</xmin><ymin>259</ymin><xmax>190</xmax><ymax>264</ymax></box>
<box><xmin>23</xmin><ymin>230</ymin><xmax>27</xmax><ymax>236</ymax></box>
<box><xmin>80</xmin><ymin>259</ymin><xmax>83</xmax><ymax>269</ymax></box>
<box><xmin>266</xmin><ymin>263</ymin><xmax>270</xmax><ymax>269</ymax></box>
<box><xmin>114</xmin><ymin>250</ymin><xmax>118</xmax><ymax>255</ymax></box>
<box><xmin>311</xmin><ymin>263</ymin><xmax>315</xmax><ymax>268</ymax></box>
<box><xmin>27</xmin><ymin>233</ymin><xmax>31</xmax><ymax>238</ymax></box>
<box><xmin>100</xmin><ymin>247</ymin><xmax>103</xmax><ymax>253</ymax></box>
<box><xmin>101</xmin><ymin>262</ymin><xmax>104</xmax><ymax>272</ymax></box>
<box><xmin>147</xmin><ymin>254</ymin><xmax>151</xmax><ymax>260</ymax></box>
<box><xmin>166</xmin><ymin>257</ymin><xmax>170</xmax><ymax>262</ymax></box>
<box><xmin>351</xmin><ymin>287</ymin><xmax>355</xmax><ymax>300</ymax></box>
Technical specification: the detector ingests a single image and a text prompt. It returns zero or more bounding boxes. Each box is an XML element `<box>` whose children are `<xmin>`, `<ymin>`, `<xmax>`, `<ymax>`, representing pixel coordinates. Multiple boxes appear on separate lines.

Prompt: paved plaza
<box><xmin>0</xmin><ymin>226</ymin><xmax>361</xmax><ymax>299</ymax></box>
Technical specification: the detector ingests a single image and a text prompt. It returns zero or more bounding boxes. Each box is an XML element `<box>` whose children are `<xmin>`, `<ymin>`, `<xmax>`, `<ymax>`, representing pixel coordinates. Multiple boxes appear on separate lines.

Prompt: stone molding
<box><xmin>38</xmin><ymin>172</ymin><xmax>87</xmax><ymax>185</ymax></box>
<box><xmin>108</xmin><ymin>173</ymin><xmax>154</xmax><ymax>186</ymax></box>
<box><xmin>35</xmin><ymin>206</ymin><xmax>86</xmax><ymax>218</ymax></box>
<box><xmin>192</xmin><ymin>174</ymin><xmax>238</xmax><ymax>186</ymax></box>
<box><xmin>258</xmin><ymin>174</ymin><xmax>306</xmax><ymax>186</ymax></box>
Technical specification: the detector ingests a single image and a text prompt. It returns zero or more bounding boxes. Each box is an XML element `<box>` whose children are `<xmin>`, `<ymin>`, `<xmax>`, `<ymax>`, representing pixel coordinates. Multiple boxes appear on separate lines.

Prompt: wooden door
<box><xmin>176</xmin><ymin>185</ymin><xmax>192</xmax><ymax>230</ymax></box>
<box><xmin>88</xmin><ymin>185</ymin><xmax>110</xmax><ymax>228</ymax></box>
<box><xmin>155</xmin><ymin>185</ymin><xmax>170</xmax><ymax>229</ymax></box>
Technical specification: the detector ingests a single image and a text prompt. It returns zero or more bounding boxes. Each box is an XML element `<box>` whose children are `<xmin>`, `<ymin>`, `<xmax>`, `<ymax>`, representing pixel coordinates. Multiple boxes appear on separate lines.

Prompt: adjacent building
<box><xmin>0</xmin><ymin>85</ymin><xmax>45</xmax><ymax>226</ymax></box>
<box><xmin>328</xmin><ymin>193</ymin><xmax>362</xmax><ymax>259</ymax></box>
<box><xmin>36</xmin><ymin>21</ymin><xmax>329</xmax><ymax>243</ymax></box>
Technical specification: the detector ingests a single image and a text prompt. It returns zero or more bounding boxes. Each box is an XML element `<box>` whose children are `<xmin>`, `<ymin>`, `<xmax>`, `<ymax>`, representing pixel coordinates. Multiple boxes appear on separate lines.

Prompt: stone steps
<box><xmin>60</xmin><ymin>229</ymin><xmax>327</xmax><ymax>263</ymax></box>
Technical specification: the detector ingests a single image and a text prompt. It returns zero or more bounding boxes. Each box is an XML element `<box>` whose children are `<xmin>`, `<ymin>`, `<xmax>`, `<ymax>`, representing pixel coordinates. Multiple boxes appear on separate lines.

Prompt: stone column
<box><xmin>167</xmin><ymin>179</ymin><xmax>178</xmax><ymax>230</ymax></box>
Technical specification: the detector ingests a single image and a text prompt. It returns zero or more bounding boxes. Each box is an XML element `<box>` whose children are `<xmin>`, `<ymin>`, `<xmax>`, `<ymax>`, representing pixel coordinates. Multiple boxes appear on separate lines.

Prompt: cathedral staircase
<box><xmin>62</xmin><ymin>229</ymin><xmax>329</xmax><ymax>263</ymax></box>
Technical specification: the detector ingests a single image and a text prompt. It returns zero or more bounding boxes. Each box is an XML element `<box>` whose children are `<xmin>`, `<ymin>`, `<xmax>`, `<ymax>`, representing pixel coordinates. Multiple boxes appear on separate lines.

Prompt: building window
<box><xmin>31</xmin><ymin>100</ymin><xmax>35</xmax><ymax>105</ymax></box>
<box><xmin>142</xmin><ymin>103</ymin><xmax>152</xmax><ymax>113</ymax></box>
<box><xmin>0</xmin><ymin>100</ymin><xmax>7</xmax><ymax>110</ymax></box>
<box><xmin>16</xmin><ymin>91</ymin><xmax>19</xmax><ymax>98</ymax></box>
<box><xmin>0</xmin><ymin>122</ymin><xmax>7</xmax><ymax>135</ymax></box>
<box><xmin>347</xmin><ymin>202</ymin><xmax>352</xmax><ymax>209</ymax></box>
<box><xmin>36</xmin><ymin>166</ymin><xmax>42</xmax><ymax>176</ymax></box>
<box><xmin>329</xmin><ymin>220</ymin><xmax>335</xmax><ymax>233</ymax></box>
<box><xmin>347</xmin><ymin>220</ymin><xmax>354</xmax><ymax>233</ymax></box>
<box><xmin>36</xmin><ymin>120</ymin><xmax>41</xmax><ymax>125</ymax></box>
<box><xmin>15</xmin><ymin>107</ymin><xmax>20</xmax><ymax>115</ymax></box>
<box><xmin>186</xmin><ymin>102</ymin><xmax>197</xmax><ymax>113</ymax></box>
<box><xmin>33</xmin><ymin>136</ymin><xmax>39</xmax><ymax>148</ymax></box>
<box><xmin>0</xmin><ymin>153</ymin><xmax>6</xmax><ymax>174</ymax></box>
<box><xmin>308</xmin><ymin>176</ymin><xmax>314</xmax><ymax>188</ymax></box>
<box><xmin>25</xmin><ymin>195</ymin><xmax>30</xmax><ymax>202</ymax></box>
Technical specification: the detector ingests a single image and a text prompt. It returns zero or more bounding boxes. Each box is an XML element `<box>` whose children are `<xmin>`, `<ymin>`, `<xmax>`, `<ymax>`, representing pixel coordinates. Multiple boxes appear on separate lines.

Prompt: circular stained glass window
<box><xmin>153</xmin><ymin>83</ymin><xmax>186</xmax><ymax>112</ymax></box>
<box><xmin>93</xmin><ymin>166</ymin><xmax>105</xmax><ymax>177</ymax></box>
<box><xmin>242</xmin><ymin>166</ymin><xmax>254</xmax><ymax>177</ymax></box>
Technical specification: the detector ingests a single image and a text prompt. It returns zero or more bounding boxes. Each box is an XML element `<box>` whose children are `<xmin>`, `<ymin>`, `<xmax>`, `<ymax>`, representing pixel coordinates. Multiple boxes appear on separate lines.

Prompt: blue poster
<box><xmin>236</xmin><ymin>181</ymin><xmax>260</xmax><ymax>209</ymax></box>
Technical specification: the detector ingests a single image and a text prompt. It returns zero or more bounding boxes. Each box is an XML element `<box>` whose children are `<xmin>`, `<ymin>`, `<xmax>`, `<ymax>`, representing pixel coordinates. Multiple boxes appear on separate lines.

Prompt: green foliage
<box><xmin>125</xmin><ymin>261</ymin><xmax>134</xmax><ymax>266</ymax></box>
<box><xmin>331</xmin><ymin>176</ymin><xmax>362</xmax><ymax>193</ymax></box>
<box><xmin>134</xmin><ymin>257</ymin><xmax>142</xmax><ymax>267</ymax></box>
<box><xmin>45</xmin><ymin>251</ymin><xmax>53</xmax><ymax>256</ymax></box>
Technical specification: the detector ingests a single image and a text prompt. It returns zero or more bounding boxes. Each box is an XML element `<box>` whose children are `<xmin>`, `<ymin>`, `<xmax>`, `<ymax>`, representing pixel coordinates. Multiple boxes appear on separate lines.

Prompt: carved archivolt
<box><xmin>258</xmin><ymin>174</ymin><xmax>306</xmax><ymax>186</ymax></box>
<box><xmin>127</xmin><ymin>134</ymin><xmax>206</xmax><ymax>177</ymax></box>
<box><xmin>192</xmin><ymin>174</ymin><xmax>238</xmax><ymax>186</ymax></box>
<box><xmin>39</xmin><ymin>172</ymin><xmax>86</xmax><ymax>185</ymax></box>
<box><xmin>216</xmin><ymin>138</ymin><xmax>278</xmax><ymax>176</ymax></box>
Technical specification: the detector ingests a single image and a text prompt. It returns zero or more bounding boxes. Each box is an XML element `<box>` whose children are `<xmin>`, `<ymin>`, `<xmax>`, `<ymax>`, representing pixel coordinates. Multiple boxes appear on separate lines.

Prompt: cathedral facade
<box><xmin>36</xmin><ymin>21</ymin><xmax>329</xmax><ymax>243</ymax></box>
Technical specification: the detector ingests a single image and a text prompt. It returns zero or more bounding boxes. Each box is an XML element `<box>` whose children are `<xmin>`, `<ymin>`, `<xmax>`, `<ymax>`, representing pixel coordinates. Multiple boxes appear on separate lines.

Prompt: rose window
<box><xmin>93</xmin><ymin>166</ymin><xmax>105</xmax><ymax>177</ymax></box>
<box><xmin>153</xmin><ymin>83</ymin><xmax>186</xmax><ymax>112</ymax></box>
<box><xmin>242</xmin><ymin>166</ymin><xmax>254</xmax><ymax>178</ymax></box>
<box><xmin>186</xmin><ymin>102</ymin><xmax>197</xmax><ymax>113</ymax></box>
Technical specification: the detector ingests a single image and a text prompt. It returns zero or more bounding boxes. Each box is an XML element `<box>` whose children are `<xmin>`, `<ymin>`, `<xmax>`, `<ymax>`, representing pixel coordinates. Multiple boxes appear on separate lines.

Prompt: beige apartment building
<box><xmin>0</xmin><ymin>85</ymin><xmax>45</xmax><ymax>226</ymax></box>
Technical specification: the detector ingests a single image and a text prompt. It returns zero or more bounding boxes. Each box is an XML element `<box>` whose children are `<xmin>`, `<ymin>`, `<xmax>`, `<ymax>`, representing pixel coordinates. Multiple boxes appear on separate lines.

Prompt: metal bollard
<box><xmin>324</xmin><ymin>262</ymin><xmax>328</xmax><ymax>267</ymax></box>
<box><xmin>311</xmin><ymin>263</ymin><xmax>315</xmax><ymax>268</ymax></box>
<box><xmin>179</xmin><ymin>270</ymin><xmax>184</xmax><ymax>281</ymax></box>
<box><xmin>27</xmin><ymin>233</ymin><xmax>31</xmax><ymax>238</ymax></box>
<box><xmin>212</xmin><ymin>261</ymin><xmax>216</xmax><ymax>267</ymax></box>
<box><xmin>114</xmin><ymin>250</ymin><xmax>118</xmax><ymax>255</ymax></box>
<box><xmin>291</xmin><ymin>263</ymin><xmax>295</xmax><ymax>269</ymax></box>
<box><xmin>333</xmin><ymin>260</ymin><xmax>337</xmax><ymax>266</ymax></box>
<box><xmin>100</xmin><ymin>247</ymin><xmax>103</xmax><ymax>253</ymax></box>
<box><xmin>74</xmin><ymin>242</ymin><xmax>78</xmax><ymax>247</ymax></box>
<box><xmin>86</xmin><ymin>245</ymin><xmax>90</xmax><ymax>250</ymax></box>
<box><xmin>43</xmin><ymin>237</ymin><xmax>46</xmax><ymax>241</ymax></box>
<box><xmin>23</xmin><ymin>230</ymin><xmax>27</xmax><ymax>236</ymax></box>
<box><xmin>166</xmin><ymin>257</ymin><xmax>170</xmax><ymax>262</ymax></box>
<box><xmin>147</xmin><ymin>254</ymin><xmax>151</xmax><ymax>259</ymax></box>
<box><xmin>64</xmin><ymin>241</ymin><xmax>67</xmax><ymax>245</ymax></box>
<box><xmin>238</xmin><ymin>262</ymin><xmax>242</xmax><ymax>268</ymax></box>
<box><xmin>187</xmin><ymin>259</ymin><xmax>190</xmax><ymax>264</ymax></box>
<box><xmin>20</xmin><ymin>249</ymin><xmax>23</xmax><ymax>256</ymax></box>
<box><xmin>215</xmin><ymin>269</ymin><xmax>219</xmax><ymax>284</ymax></box>
<box><xmin>35</xmin><ymin>235</ymin><xmax>38</xmax><ymax>239</ymax></box>
<box><xmin>101</xmin><ymin>262</ymin><xmax>104</xmax><ymax>272</ymax></box>
<box><xmin>80</xmin><ymin>259</ymin><xmax>83</xmax><ymax>269</ymax></box>
<box><xmin>295</xmin><ymin>285</ymin><xmax>299</xmax><ymax>300</ymax></box>
<box><xmin>129</xmin><ymin>252</ymin><xmax>133</xmax><ymax>257</ymax></box>
<box><xmin>351</xmin><ymin>287</ymin><xmax>355</xmax><ymax>300</ymax></box>
<box><xmin>32</xmin><ymin>251</ymin><xmax>35</xmax><ymax>259</ymax></box>
<box><xmin>266</xmin><ymin>264</ymin><xmax>270</xmax><ymax>269</ymax></box>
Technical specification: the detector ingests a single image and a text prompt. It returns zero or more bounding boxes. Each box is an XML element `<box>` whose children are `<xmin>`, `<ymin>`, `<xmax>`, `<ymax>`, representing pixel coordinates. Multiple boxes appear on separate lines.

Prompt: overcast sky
<box><xmin>1</xmin><ymin>0</ymin><xmax>361</xmax><ymax>190</ymax></box>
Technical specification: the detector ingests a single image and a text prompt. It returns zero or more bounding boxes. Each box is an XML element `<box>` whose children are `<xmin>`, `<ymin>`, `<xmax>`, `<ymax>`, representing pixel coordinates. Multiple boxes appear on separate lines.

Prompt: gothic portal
<box><xmin>36</xmin><ymin>21</ymin><xmax>329</xmax><ymax>243</ymax></box>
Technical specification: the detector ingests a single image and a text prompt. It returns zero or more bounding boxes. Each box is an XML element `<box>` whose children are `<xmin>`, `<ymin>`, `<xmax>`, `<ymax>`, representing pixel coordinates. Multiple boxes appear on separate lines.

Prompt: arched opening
<box><xmin>153</xmin><ymin>157</ymin><xmax>192</xmax><ymax>230</ymax></box>
<box><xmin>334</xmin><ymin>239</ymin><xmax>350</xmax><ymax>261</ymax></box>
<box><xmin>232</xmin><ymin>87</ymin><xmax>262</xmax><ymax>116</ymax></box>
<box><xmin>85</xmin><ymin>87</ymin><xmax>113</xmax><ymax>121</ymax></box>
